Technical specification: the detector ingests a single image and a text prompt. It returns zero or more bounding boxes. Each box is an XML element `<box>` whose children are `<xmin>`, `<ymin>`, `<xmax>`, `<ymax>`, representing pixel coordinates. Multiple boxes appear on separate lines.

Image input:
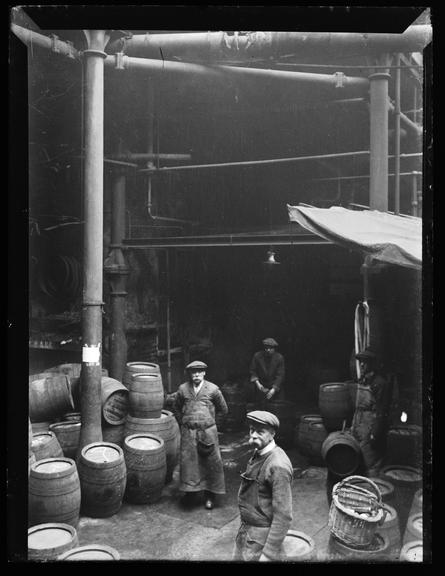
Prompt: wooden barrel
<box><xmin>376</xmin><ymin>504</ymin><xmax>401</xmax><ymax>560</ymax></box>
<box><xmin>299</xmin><ymin>419</ymin><xmax>328</xmax><ymax>465</ymax></box>
<box><xmin>386</xmin><ymin>424</ymin><xmax>422</xmax><ymax>468</ymax></box>
<box><xmin>268</xmin><ymin>400</ymin><xmax>297</xmax><ymax>446</ymax></box>
<box><xmin>78</xmin><ymin>442</ymin><xmax>127</xmax><ymax>518</ymax></box>
<box><xmin>29</xmin><ymin>452</ymin><xmax>37</xmax><ymax>476</ymax></box>
<box><xmin>403</xmin><ymin>512</ymin><xmax>422</xmax><ymax>545</ymax></box>
<box><xmin>49</xmin><ymin>422</ymin><xmax>81</xmax><ymax>459</ymax></box>
<box><xmin>123</xmin><ymin>433</ymin><xmax>166</xmax><ymax>504</ymax></box>
<box><xmin>28</xmin><ymin>523</ymin><xmax>78</xmax><ymax>561</ymax></box>
<box><xmin>321</xmin><ymin>431</ymin><xmax>361</xmax><ymax>477</ymax></box>
<box><xmin>29</xmin><ymin>374</ymin><xmax>74</xmax><ymax>422</ymax></box>
<box><xmin>282</xmin><ymin>530</ymin><xmax>316</xmax><ymax>561</ymax></box>
<box><xmin>297</xmin><ymin>415</ymin><xmax>325</xmax><ymax>458</ymax></box>
<box><xmin>101</xmin><ymin>377</ymin><xmax>129</xmax><ymax>425</ymax></box>
<box><xmin>328</xmin><ymin>533</ymin><xmax>390</xmax><ymax>561</ymax></box>
<box><xmin>128</xmin><ymin>372</ymin><xmax>164</xmax><ymax>419</ymax></box>
<box><xmin>29</xmin><ymin>457</ymin><xmax>81</xmax><ymax>528</ymax></box>
<box><xmin>44</xmin><ymin>364</ymin><xmax>107</xmax><ymax>410</ymax></box>
<box><xmin>31</xmin><ymin>431</ymin><xmax>64</xmax><ymax>461</ymax></box>
<box><xmin>380</xmin><ymin>465</ymin><xmax>422</xmax><ymax>536</ymax></box>
<box><xmin>58</xmin><ymin>544</ymin><xmax>120</xmax><ymax>560</ymax></box>
<box><xmin>124</xmin><ymin>411</ymin><xmax>179</xmax><ymax>483</ymax></box>
<box><xmin>124</xmin><ymin>361</ymin><xmax>160</xmax><ymax>389</ymax></box>
<box><xmin>319</xmin><ymin>382</ymin><xmax>353</xmax><ymax>432</ymax></box>
<box><xmin>102</xmin><ymin>423</ymin><xmax>125</xmax><ymax>447</ymax></box>
<box><xmin>400</xmin><ymin>540</ymin><xmax>423</xmax><ymax>562</ymax></box>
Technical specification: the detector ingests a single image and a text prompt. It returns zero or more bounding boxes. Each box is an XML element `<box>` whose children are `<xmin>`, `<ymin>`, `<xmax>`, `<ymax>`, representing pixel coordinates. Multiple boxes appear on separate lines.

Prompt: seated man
<box><xmin>249</xmin><ymin>338</ymin><xmax>285</xmax><ymax>409</ymax></box>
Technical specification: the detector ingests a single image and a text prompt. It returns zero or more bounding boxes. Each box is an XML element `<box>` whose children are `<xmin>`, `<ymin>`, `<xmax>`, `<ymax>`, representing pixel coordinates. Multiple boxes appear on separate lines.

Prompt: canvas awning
<box><xmin>287</xmin><ymin>205</ymin><xmax>422</xmax><ymax>269</ymax></box>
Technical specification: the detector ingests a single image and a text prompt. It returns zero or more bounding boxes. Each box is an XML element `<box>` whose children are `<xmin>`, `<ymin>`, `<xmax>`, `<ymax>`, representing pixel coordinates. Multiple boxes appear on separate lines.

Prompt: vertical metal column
<box><xmin>411</xmin><ymin>171</ymin><xmax>419</xmax><ymax>216</ymax></box>
<box><xmin>369</xmin><ymin>57</ymin><xmax>391</xmax><ymax>212</ymax></box>
<box><xmin>78</xmin><ymin>30</ymin><xmax>109</xmax><ymax>453</ymax></box>
<box><xmin>104</xmin><ymin>165</ymin><xmax>129</xmax><ymax>382</ymax></box>
<box><xmin>394</xmin><ymin>54</ymin><xmax>401</xmax><ymax>215</ymax></box>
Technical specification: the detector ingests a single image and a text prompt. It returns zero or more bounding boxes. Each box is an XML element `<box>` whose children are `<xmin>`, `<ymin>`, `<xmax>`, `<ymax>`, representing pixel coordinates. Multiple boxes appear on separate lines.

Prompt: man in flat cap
<box><xmin>249</xmin><ymin>338</ymin><xmax>285</xmax><ymax>409</ymax></box>
<box><xmin>233</xmin><ymin>411</ymin><xmax>293</xmax><ymax>562</ymax></box>
<box><xmin>174</xmin><ymin>360</ymin><xmax>228</xmax><ymax>509</ymax></box>
<box><xmin>351</xmin><ymin>348</ymin><xmax>391</xmax><ymax>476</ymax></box>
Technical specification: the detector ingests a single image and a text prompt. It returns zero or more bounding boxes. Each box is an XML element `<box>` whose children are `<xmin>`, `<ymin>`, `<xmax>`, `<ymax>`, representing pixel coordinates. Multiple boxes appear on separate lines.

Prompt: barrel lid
<box><xmin>32</xmin><ymin>432</ymin><xmax>54</xmax><ymax>446</ymax></box>
<box><xmin>126</xmin><ymin>435</ymin><xmax>162</xmax><ymax>450</ymax></box>
<box><xmin>388</xmin><ymin>424</ymin><xmax>422</xmax><ymax>436</ymax></box>
<box><xmin>301</xmin><ymin>414</ymin><xmax>323</xmax><ymax>422</ymax></box>
<box><xmin>28</xmin><ymin>524</ymin><xmax>75</xmax><ymax>549</ymax></box>
<box><xmin>131</xmin><ymin>372</ymin><xmax>160</xmax><ymax>380</ymax></box>
<box><xmin>282</xmin><ymin>531</ymin><xmax>314</xmax><ymax>557</ymax></box>
<box><xmin>401</xmin><ymin>541</ymin><xmax>423</xmax><ymax>562</ymax></box>
<box><xmin>83</xmin><ymin>444</ymin><xmax>121</xmax><ymax>463</ymax></box>
<box><xmin>128</xmin><ymin>362</ymin><xmax>159</xmax><ymax>371</ymax></box>
<box><xmin>382</xmin><ymin>504</ymin><xmax>397</xmax><ymax>523</ymax></box>
<box><xmin>381</xmin><ymin>466</ymin><xmax>422</xmax><ymax>482</ymax></box>
<box><xmin>411</xmin><ymin>514</ymin><xmax>423</xmax><ymax>533</ymax></box>
<box><xmin>51</xmin><ymin>421</ymin><xmax>81</xmax><ymax>430</ymax></box>
<box><xmin>34</xmin><ymin>459</ymin><xmax>72</xmax><ymax>473</ymax></box>
<box><xmin>58</xmin><ymin>544</ymin><xmax>120</xmax><ymax>560</ymax></box>
<box><xmin>369</xmin><ymin>477</ymin><xmax>394</xmax><ymax>497</ymax></box>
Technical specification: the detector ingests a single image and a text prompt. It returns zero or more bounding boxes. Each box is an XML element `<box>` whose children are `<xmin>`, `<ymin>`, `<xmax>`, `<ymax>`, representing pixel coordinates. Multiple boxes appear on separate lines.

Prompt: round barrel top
<box><xmin>300</xmin><ymin>414</ymin><xmax>323</xmax><ymax>423</ymax></box>
<box><xmin>282</xmin><ymin>531</ymin><xmax>314</xmax><ymax>557</ymax></box>
<box><xmin>411</xmin><ymin>514</ymin><xmax>423</xmax><ymax>533</ymax></box>
<box><xmin>58</xmin><ymin>544</ymin><xmax>120</xmax><ymax>560</ymax></box>
<box><xmin>32</xmin><ymin>432</ymin><xmax>54</xmax><ymax>447</ymax></box>
<box><xmin>401</xmin><ymin>541</ymin><xmax>423</xmax><ymax>562</ymax></box>
<box><xmin>50</xmin><ymin>422</ymin><xmax>81</xmax><ymax>431</ymax></box>
<box><xmin>126</xmin><ymin>435</ymin><xmax>163</xmax><ymax>450</ymax></box>
<box><xmin>28</xmin><ymin>524</ymin><xmax>75</xmax><ymax>549</ymax></box>
<box><xmin>381</xmin><ymin>466</ymin><xmax>422</xmax><ymax>482</ymax></box>
<box><xmin>414</xmin><ymin>489</ymin><xmax>423</xmax><ymax>505</ymax></box>
<box><xmin>34</xmin><ymin>459</ymin><xmax>72</xmax><ymax>473</ymax></box>
<box><xmin>388</xmin><ymin>424</ymin><xmax>422</xmax><ymax>436</ymax></box>
<box><xmin>320</xmin><ymin>382</ymin><xmax>348</xmax><ymax>390</ymax></box>
<box><xmin>83</xmin><ymin>444</ymin><xmax>121</xmax><ymax>463</ymax></box>
<box><xmin>370</xmin><ymin>477</ymin><xmax>394</xmax><ymax>497</ymax></box>
<box><xmin>131</xmin><ymin>372</ymin><xmax>161</xmax><ymax>381</ymax></box>
<box><xmin>127</xmin><ymin>362</ymin><xmax>159</xmax><ymax>371</ymax></box>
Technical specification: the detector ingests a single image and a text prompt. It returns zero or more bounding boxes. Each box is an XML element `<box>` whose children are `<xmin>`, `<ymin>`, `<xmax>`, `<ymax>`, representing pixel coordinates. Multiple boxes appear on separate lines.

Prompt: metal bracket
<box><xmin>65</xmin><ymin>40</ymin><xmax>76</xmax><ymax>60</ymax></box>
<box><xmin>115</xmin><ymin>52</ymin><xmax>125</xmax><ymax>70</ymax></box>
<box><xmin>334</xmin><ymin>72</ymin><xmax>345</xmax><ymax>88</ymax></box>
<box><xmin>50</xmin><ymin>34</ymin><xmax>60</xmax><ymax>54</ymax></box>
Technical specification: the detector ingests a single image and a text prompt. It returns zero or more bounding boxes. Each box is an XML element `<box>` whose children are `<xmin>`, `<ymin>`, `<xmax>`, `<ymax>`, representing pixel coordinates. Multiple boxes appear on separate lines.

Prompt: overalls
<box><xmin>352</xmin><ymin>382</ymin><xmax>380</xmax><ymax>472</ymax></box>
<box><xmin>233</xmin><ymin>452</ymin><xmax>275</xmax><ymax>561</ymax></box>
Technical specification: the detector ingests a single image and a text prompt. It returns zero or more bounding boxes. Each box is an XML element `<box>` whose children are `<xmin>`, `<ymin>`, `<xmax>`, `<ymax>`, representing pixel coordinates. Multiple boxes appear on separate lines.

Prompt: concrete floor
<box><xmin>74</xmin><ymin>426</ymin><xmax>408</xmax><ymax>564</ymax></box>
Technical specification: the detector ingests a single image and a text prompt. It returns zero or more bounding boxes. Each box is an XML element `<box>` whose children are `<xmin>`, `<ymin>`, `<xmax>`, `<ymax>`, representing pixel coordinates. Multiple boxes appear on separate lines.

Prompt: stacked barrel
<box><xmin>121</xmin><ymin>362</ymin><xmax>180</xmax><ymax>503</ymax></box>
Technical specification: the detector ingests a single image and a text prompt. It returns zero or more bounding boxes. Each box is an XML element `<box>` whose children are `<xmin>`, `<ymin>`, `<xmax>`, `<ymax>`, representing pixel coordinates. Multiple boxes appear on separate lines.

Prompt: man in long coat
<box><xmin>174</xmin><ymin>360</ymin><xmax>228</xmax><ymax>509</ymax></box>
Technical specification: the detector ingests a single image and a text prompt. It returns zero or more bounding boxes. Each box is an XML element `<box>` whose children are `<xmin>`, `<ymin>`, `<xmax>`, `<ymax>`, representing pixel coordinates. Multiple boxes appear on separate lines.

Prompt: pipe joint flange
<box><xmin>83</xmin><ymin>301</ymin><xmax>105</xmax><ymax>306</ymax></box>
<box><xmin>115</xmin><ymin>51</ymin><xmax>126</xmax><ymax>70</ymax></box>
<box><xmin>50</xmin><ymin>34</ymin><xmax>61</xmax><ymax>54</ymax></box>
<box><xmin>83</xmin><ymin>49</ymin><xmax>108</xmax><ymax>59</ymax></box>
<box><xmin>368</xmin><ymin>72</ymin><xmax>391</xmax><ymax>81</ymax></box>
<box><xmin>333</xmin><ymin>71</ymin><xmax>346</xmax><ymax>88</ymax></box>
<box><xmin>65</xmin><ymin>40</ymin><xmax>76</xmax><ymax>59</ymax></box>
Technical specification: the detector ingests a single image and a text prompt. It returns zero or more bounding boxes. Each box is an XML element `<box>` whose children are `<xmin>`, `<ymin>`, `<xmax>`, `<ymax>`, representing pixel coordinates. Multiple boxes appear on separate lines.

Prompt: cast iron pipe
<box><xmin>394</xmin><ymin>54</ymin><xmax>401</xmax><ymax>214</ymax></box>
<box><xmin>78</xmin><ymin>30</ymin><xmax>108</xmax><ymax>453</ymax></box>
<box><xmin>109</xmin><ymin>153</ymin><xmax>192</xmax><ymax>163</ymax></box>
<box><xmin>369</xmin><ymin>64</ymin><xmax>390</xmax><ymax>212</ymax></box>
<box><xmin>107</xmin><ymin>27</ymin><xmax>432</xmax><ymax>60</ymax></box>
<box><xmin>105</xmin><ymin>54</ymin><xmax>369</xmax><ymax>97</ymax></box>
<box><xmin>11</xmin><ymin>23</ymin><xmax>80</xmax><ymax>59</ymax></box>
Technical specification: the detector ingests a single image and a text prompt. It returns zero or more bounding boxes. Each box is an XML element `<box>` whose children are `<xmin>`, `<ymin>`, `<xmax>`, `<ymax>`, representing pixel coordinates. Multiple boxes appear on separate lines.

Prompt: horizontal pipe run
<box><xmin>109</xmin><ymin>153</ymin><xmax>192</xmax><ymax>163</ymax></box>
<box><xmin>11</xmin><ymin>23</ymin><xmax>80</xmax><ymax>59</ymax></box>
<box><xmin>139</xmin><ymin>150</ymin><xmax>371</xmax><ymax>174</ymax></box>
<box><xmin>105</xmin><ymin>54</ymin><xmax>369</xmax><ymax>95</ymax></box>
<box><xmin>311</xmin><ymin>170</ymin><xmax>422</xmax><ymax>182</ymax></box>
<box><xmin>107</xmin><ymin>27</ymin><xmax>432</xmax><ymax>60</ymax></box>
<box><xmin>123</xmin><ymin>234</ymin><xmax>330</xmax><ymax>249</ymax></box>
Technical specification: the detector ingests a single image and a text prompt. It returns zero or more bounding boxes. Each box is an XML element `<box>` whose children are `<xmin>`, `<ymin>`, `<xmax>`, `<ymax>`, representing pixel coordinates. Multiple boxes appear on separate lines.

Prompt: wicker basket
<box><xmin>328</xmin><ymin>475</ymin><xmax>386</xmax><ymax>548</ymax></box>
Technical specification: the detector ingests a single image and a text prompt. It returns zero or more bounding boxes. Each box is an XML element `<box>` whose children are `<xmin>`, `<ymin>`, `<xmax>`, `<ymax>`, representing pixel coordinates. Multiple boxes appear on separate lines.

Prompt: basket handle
<box><xmin>336</xmin><ymin>476</ymin><xmax>382</xmax><ymax>502</ymax></box>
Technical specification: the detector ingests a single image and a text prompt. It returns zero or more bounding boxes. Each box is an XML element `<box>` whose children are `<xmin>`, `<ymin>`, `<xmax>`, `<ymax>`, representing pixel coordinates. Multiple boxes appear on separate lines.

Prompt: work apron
<box><xmin>233</xmin><ymin>453</ymin><xmax>274</xmax><ymax>561</ymax></box>
<box><xmin>179</xmin><ymin>396</ymin><xmax>225</xmax><ymax>494</ymax></box>
<box><xmin>352</xmin><ymin>384</ymin><xmax>381</xmax><ymax>472</ymax></box>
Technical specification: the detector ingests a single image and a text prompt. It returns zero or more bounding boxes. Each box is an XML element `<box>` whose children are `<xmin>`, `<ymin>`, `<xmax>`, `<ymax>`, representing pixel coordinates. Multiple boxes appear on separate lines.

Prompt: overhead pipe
<box><xmin>10</xmin><ymin>23</ymin><xmax>79</xmax><ymax>59</ymax></box>
<box><xmin>108</xmin><ymin>153</ymin><xmax>192</xmax><ymax>163</ymax></box>
<box><xmin>394</xmin><ymin>54</ymin><xmax>401</xmax><ymax>215</ymax></box>
<box><xmin>78</xmin><ymin>30</ymin><xmax>109</xmax><ymax>454</ymax></box>
<box><xmin>310</xmin><ymin>170</ymin><xmax>422</xmax><ymax>182</ymax></box>
<box><xmin>388</xmin><ymin>101</ymin><xmax>422</xmax><ymax>137</ymax></box>
<box><xmin>107</xmin><ymin>26</ymin><xmax>432</xmax><ymax>60</ymax></box>
<box><xmin>105</xmin><ymin>54</ymin><xmax>369</xmax><ymax>97</ymax></box>
<box><xmin>369</xmin><ymin>57</ymin><xmax>390</xmax><ymax>212</ymax></box>
<box><xmin>139</xmin><ymin>150</ymin><xmax>372</xmax><ymax>175</ymax></box>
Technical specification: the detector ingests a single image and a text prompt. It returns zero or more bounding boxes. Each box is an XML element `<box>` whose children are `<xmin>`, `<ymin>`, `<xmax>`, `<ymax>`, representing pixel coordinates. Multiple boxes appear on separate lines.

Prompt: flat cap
<box><xmin>355</xmin><ymin>348</ymin><xmax>377</xmax><ymax>361</ymax></box>
<box><xmin>186</xmin><ymin>360</ymin><xmax>208</xmax><ymax>371</ymax></box>
<box><xmin>262</xmin><ymin>337</ymin><xmax>278</xmax><ymax>347</ymax></box>
<box><xmin>246</xmin><ymin>410</ymin><xmax>280</xmax><ymax>430</ymax></box>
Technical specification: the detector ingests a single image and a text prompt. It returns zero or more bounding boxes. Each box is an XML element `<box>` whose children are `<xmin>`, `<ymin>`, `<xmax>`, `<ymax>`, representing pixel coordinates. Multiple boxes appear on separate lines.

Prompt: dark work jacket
<box><xmin>249</xmin><ymin>351</ymin><xmax>285</xmax><ymax>392</ymax></box>
<box><xmin>237</xmin><ymin>445</ymin><xmax>293</xmax><ymax>560</ymax></box>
